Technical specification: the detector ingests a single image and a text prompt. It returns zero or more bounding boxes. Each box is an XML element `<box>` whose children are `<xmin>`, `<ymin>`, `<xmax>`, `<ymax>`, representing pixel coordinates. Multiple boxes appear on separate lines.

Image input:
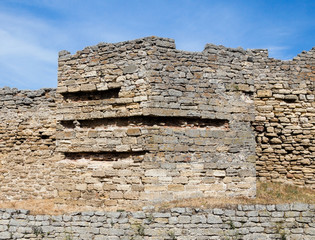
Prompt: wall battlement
<box><xmin>0</xmin><ymin>37</ymin><xmax>314</xmax><ymax>209</ymax></box>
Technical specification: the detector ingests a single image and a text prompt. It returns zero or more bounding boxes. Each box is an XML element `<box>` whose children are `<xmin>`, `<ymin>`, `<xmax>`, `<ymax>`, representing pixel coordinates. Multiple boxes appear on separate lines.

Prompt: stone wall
<box><xmin>56</xmin><ymin>37</ymin><xmax>257</xmax><ymax>206</ymax></box>
<box><xmin>0</xmin><ymin>203</ymin><xmax>314</xmax><ymax>239</ymax></box>
<box><xmin>0</xmin><ymin>87</ymin><xmax>117</xmax><ymax>205</ymax></box>
<box><xmin>0</xmin><ymin>36</ymin><xmax>313</xmax><ymax>208</ymax></box>
<box><xmin>253</xmin><ymin>48</ymin><xmax>315</xmax><ymax>187</ymax></box>
<box><xmin>0</xmin><ymin>88</ymin><xmax>58</xmax><ymax>200</ymax></box>
<box><xmin>0</xmin><ymin>87</ymin><xmax>56</xmax><ymax>158</ymax></box>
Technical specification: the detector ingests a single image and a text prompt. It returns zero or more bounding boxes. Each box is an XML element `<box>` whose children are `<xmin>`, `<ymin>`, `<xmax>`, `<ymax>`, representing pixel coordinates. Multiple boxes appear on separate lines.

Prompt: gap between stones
<box><xmin>60</xmin><ymin>116</ymin><xmax>229</xmax><ymax>129</ymax></box>
<box><xmin>64</xmin><ymin>151</ymin><xmax>148</xmax><ymax>161</ymax></box>
<box><xmin>61</xmin><ymin>87</ymin><xmax>121</xmax><ymax>101</ymax></box>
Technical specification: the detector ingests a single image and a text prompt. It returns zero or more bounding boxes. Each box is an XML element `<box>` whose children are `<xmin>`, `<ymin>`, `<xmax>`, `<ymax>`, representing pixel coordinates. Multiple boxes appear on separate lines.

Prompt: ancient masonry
<box><xmin>0</xmin><ymin>203</ymin><xmax>314</xmax><ymax>239</ymax></box>
<box><xmin>0</xmin><ymin>37</ymin><xmax>314</xmax><ymax>209</ymax></box>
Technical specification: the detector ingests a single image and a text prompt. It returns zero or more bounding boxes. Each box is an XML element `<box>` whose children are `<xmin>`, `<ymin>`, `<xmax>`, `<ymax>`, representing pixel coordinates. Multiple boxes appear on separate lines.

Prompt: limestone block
<box><xmin>257</xmin><ymin>90</ymin><xmax>272</xmax><ymax>97</ymax></box>
<box><xmin>167</xmin><ymin>184</ymin><xmax>185</xmax><ymax>191</ymax></box>
<box><xmin>123</xmin><ymin>64</ymin><xmax>137</xmax><ymax>74</ymax></box>
<box><xmin>76</xmin><ymin>184</ymin><xmax>87</xmax><ymax>191</ymax></box>
<box><xmin>0</xmin><ymin>232</ymin><xmax>11</xmax><ymax>239</ymax></box>
<box><xmin>109</xmin><ymin>192</ymin><xmax>123</xmax><ymax>199</ymax></box>
<box><xmin>68</xmin><ymin>85</ymin><xmax>81</xmax><ymax>92</ymax></box>
<box><xmin>126</xmin><ymin>128</ymin><xmax>141</xmax><ymax>136</ymax></box>
<box><xmin>212</xmin><ymin>170</ymin><xmax>226</xmax><ymax>177</ymax></box>
<box><xmin>145</xmin><ymin>169</ymin><xmax>168</xmax><ymax>177</ymax></box>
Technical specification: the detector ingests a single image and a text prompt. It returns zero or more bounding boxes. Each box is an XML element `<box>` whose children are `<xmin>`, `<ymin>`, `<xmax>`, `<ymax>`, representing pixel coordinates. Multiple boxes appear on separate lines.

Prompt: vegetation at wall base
<box><xmin>0</xmin><ymin>181</ymin><xmax>313</xmax><ymax>215</ymax></box>
<box><xmin>156</xmin><ymin>181</ymin><xmax>315</xmax><ymax>211</ymax></box>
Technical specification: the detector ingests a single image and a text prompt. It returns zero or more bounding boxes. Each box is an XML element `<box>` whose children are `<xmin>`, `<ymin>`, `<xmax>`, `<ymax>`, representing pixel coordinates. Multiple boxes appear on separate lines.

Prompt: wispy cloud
<box><xmin>0</xmin><ymin>11</ymin><xmax>61</xmax><ymax>89</ymax></box>
<box><xmin>0</xmin><ymin>0</ymin><xmax>313</xmax><ymax>89</ymax></box>
<box><xmin>264</xmin><ymin>46</ymin><xmax>293</xmax><ymax>60</ymax></box>
<box><xmin>0</xmin><ymin>29</ymin><xmax>56</xmax><ymax>63</ymax></box>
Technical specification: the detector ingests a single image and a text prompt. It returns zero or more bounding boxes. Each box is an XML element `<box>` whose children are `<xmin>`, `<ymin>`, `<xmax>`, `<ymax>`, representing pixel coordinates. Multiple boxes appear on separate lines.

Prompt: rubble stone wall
<box><xmin>0</xmin><ymin>37</ymin><xmax>313</xmax><ymax>208</ymax></box>
<box><xmin>0</xmin><ymin>203</ymin><xmax>314</xmax><ymax>240</ymax></box>
<box><xmin>0</xmin><ymin>88</ymin><xmax>58</xmax><ymax>200</ymax></box>
<box><xmin>253</xmin><ymin>48</ymin><xmax>315</xmax><ymax>187</ymax></box>
<box><xmin>55</xmin><ymin>37</ymin><xmax>257</xmax><ymax>207</ymax></box>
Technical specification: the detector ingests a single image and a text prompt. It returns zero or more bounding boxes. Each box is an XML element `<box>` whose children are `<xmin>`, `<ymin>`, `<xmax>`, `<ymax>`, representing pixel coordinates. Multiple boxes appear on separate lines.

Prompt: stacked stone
<box><xmin>0</xmin><ymin>36</ymin><xmax>313</xmax><ymax>209</ymax></box>
<box><xmin>147</xmin><ymin>42</ymin><xmax>257</xmax><ymax>121</ymax></box>
<box><xmin>55</xmin><ymin>37</ymin><xmax>257</xmax><ymax>207</ymax></box>
<box><xmin>254</xmin><ymin>48</ymin><xmax>315</xmax><ymax>188</ymax></box>
<box><xmin>0</xmin><ymin>87</ymin><xmax>56</xmax><ymax>156</ymax></box>
<box><xmin>56</xmin><ymin>37</ymin><xmax>176</xmax><ymax>121</ymax></box>
<box><xmin>0</xmin><ymin>87</ymin><xmax>57</xmax><ymax>200</ymax></box>
<box><xmin>0</xmin><ymin>203</ymin><xmax>313</xmax><ymax>239</ymax></box>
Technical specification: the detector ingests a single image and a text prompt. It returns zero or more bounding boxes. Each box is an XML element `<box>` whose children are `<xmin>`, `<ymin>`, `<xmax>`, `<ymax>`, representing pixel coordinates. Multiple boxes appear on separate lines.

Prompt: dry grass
<box><xmin>0</xmin><ymin>199</ymin><xmax>101</xmax><ymax>215</ymax></box>
<box><xmin>155</xmin><ymin>181</ymin><xmax>315</xmax><ymax>211</ymax></box>
<box><xmin>0</xmin><ymin>181</ymin><xmax>314</xmax><ymax>215</ymax></box>
<box><xmin>256</xmin><ymin>181</ymin><xmax>315</xmax><ymax>204</ymax></box>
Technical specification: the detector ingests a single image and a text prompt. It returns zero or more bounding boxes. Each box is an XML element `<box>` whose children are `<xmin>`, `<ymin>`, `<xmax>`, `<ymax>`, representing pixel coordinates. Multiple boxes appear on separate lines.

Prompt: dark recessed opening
<box><xmin>59</xmin><ymin>116</ymin><xmax>229</xmax><ymax>129</ymax></box>
<box><xmin>40</xmin><ymin>135</ymin><xmax>50</xmax><ymax>140</ymax></box>
<box><xmin>60</xmin><ymin>121</ymin><xmax>75</xmax><ymax>128</ymax></box>
<box><xmin>61</xmin><ymin>87</ymin><xmax>121</xmax><ymax>101</ymax></box>
<box><xmin>283</xmin><ymin>98</ymin><xmax>297</xmax><ymax>103</ymax></box>
<box><xmin>64</xmin><ymin>151</ymin><xmax>148</xmax><ymax>161</ymax></box>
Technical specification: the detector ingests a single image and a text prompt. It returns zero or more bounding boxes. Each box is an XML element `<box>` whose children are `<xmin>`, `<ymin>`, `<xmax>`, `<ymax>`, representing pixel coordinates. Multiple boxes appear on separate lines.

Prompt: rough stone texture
<box><xmin>253</xmin><ymin>49</ymin><xmax>315</xmax><ymax>187</ymax></box>
<box><xmin>56</xmin><ymin>36</ymin><xmax>256</xmax><ymax>206</ymax></box>
<box><xmin>0</xmin><ymin>204</ymin><xmax>314</xmax><ymax>239</ymax></box>
<box><xmin>0</xmin><ymin>88</ymin><xmax>58</xmax><ymax>200</ymax></box>
<box><xmin>0</xmin><ymin>36</ymin><xmax>314</xmax><ymax>209</ymax></box>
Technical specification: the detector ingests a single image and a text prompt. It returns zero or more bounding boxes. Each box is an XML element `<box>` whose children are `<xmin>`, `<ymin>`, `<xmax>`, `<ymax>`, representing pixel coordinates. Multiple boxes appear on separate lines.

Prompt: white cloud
<box><xmin>0</xmin><ymin>0</ymin><xmax>312</xmax><ymax>88</ymax></box>
<box><xmin>263</xmin><ymin>46</ymin><xmax>293</xmax><ymax>60</ymax></box>
<box><xmin>0</xmin><ymin>29</ymin><xmax>56</xmax><ymax>63</ymax></box>
<box><xmin>0</xmin><ymin>11</ymin><xmax>61</xmax><ymax>89</ymax></box>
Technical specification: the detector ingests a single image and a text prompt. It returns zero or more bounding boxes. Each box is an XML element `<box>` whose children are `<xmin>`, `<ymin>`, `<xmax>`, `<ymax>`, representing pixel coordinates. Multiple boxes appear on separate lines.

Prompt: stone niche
<box><xmin>56</xmin><ymin>36</ymin><xmax>257</xmax><ymax>207</ymax></box>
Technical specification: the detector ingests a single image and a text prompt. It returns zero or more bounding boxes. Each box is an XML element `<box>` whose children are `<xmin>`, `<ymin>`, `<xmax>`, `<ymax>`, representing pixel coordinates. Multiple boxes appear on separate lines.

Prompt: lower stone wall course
<box><xmin>0</xmin><ymin>204</ymin><xmax>313</xmax><ymax>239</ymax></box>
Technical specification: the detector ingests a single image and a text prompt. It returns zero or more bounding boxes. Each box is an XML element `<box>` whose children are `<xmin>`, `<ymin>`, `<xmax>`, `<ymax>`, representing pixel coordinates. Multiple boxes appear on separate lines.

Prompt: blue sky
<box><xmin>0</xmin><ymin>0</ymin><xmax>314</xmax><ymax>90</ymax></box>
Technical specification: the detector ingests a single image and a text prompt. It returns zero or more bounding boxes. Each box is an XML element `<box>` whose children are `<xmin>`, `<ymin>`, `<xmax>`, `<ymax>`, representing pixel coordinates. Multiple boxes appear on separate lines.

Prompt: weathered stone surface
<box><xmin>253</xmin><ymin>45</ymin><xmax>314</xmax><ymax>188</ymax></box>
<box><xmin>0</xmin><ymin>205</ymin><xmax>313</xmax><ymax>239</ymax></box>
<box><xmin>53</xmin><ymin>36</ymin><xmax>257</xmax><ymax>206</ymax></box>
<box><xmin>0</xmin><ymin>232</ymin><xmax>11</xmax><ymax>239</ymax></box>
<box><xmin>0</xmin><ymin>36</ymin><xmax>313</xmax><ymax>211</ymax></box>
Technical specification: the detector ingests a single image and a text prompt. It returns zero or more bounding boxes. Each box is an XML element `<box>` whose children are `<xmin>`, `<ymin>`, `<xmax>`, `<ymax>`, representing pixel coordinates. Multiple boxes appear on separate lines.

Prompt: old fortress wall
<box><xmin>0</xmin><ymin>37</ymin><xmax>314</xmax><ymax>210</ymax></box>
<box><xmin>0</xmin><ymin>203</ymin><xmax>314</xmax><ymax>239</ymax></box>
